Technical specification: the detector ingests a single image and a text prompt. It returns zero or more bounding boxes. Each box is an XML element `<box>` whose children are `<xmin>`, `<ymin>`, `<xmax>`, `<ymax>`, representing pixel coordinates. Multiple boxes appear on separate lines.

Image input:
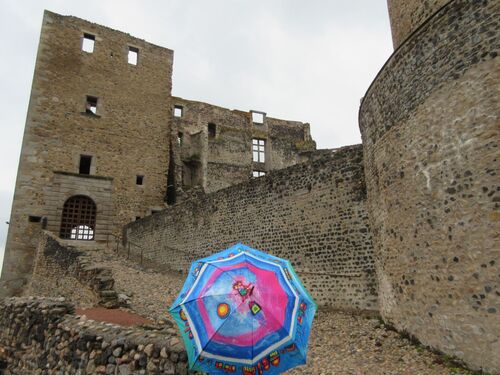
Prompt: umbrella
<box><xmin>169</xmin><ymin>243</ymin><xmax>317</xmax><ymax>374</ymax></box>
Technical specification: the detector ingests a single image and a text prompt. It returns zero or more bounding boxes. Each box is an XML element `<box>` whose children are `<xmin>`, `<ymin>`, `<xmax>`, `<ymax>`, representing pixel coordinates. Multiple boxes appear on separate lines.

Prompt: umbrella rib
<box><xmin>178</xmin><ymin>292</ymin><xmax>239</xmax><ymax>307</ymax></box>
<box><xmin>199</xmin><ymin>259</ymin><xmax>248</xmax><ymax>288</ymax></box>
<box><xmin>194</xmin><ymin>296</ymin><xmax>248</xmax><ymax>361</ymax></box>
<box><xmin>173</xmin><ymin>261</ymin><xmax>243</xmax><ymax>308</ymax></box>
<box><xmin>254</xmin><ymin>292</ymin><xmax>295</xmax><ymax>338</ymax></box>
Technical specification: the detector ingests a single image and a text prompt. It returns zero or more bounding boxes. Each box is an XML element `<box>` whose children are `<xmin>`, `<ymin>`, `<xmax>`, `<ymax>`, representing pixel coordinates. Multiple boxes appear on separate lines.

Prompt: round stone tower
<box><xmin>387</xmin><ymin>0</ymin><xmax>450</xmax><ymax>48</ymax></box>
<box><xmin>359</xmin><ymin>0</ymin><xmax>499</xmax><ymax>372</ymax></box>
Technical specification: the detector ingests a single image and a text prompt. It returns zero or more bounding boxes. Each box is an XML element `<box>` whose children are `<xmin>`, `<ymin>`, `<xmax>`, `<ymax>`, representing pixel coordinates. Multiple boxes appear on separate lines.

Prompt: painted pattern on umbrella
<box><xmin>170</xmin><ymin>243</ymin><xmax>317</xmax><ymax>374</ymax></box>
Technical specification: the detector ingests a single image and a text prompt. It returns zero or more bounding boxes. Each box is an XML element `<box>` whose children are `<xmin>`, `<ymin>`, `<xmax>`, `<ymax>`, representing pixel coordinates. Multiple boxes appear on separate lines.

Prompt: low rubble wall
<box><xmin>0</xmin><ymin>297</ymin><xmax>189</xmax><ymax>374</ymax></box>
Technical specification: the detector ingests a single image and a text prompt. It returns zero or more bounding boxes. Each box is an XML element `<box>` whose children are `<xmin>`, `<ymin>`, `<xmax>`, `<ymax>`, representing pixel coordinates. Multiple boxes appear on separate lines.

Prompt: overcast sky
<box><xmin>0</xmin><ymin>0</ymin><xmax>393</xmax><ymax>273</ymax></box>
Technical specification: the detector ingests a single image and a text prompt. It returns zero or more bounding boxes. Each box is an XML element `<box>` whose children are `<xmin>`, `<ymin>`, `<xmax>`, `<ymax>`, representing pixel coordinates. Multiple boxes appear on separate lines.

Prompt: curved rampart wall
<box><xmin>360</xmin><ymin>0</ymin><xmax>499</xmax><ymax>372</ymax></box>
<box><xmin>387</xmin><ymin>0</ymin><xmax>450</xmax><ymax>48</ymax></box>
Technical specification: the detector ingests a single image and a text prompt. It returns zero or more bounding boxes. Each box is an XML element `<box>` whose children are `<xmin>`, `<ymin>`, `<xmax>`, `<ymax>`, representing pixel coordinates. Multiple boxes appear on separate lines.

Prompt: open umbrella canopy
<box><xmin>169</xmin><ymin>243</ymin><xmax>317</xmax><ymax>374</ymax></box>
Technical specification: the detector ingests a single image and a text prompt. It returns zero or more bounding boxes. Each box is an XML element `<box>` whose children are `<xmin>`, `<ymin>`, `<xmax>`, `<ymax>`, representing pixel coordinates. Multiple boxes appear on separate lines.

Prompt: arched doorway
<box><xmin>59</xmin><ymin>195</ymin><xmax>96</xmax><ymax>240</ymax></box>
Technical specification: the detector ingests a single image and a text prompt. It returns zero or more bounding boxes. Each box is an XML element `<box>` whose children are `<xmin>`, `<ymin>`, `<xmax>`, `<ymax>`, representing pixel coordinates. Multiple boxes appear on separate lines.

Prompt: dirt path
<box><xmin>75</xmin><ymin>307</ymin><xmax>152</xmax><ymax>327</ymax></box>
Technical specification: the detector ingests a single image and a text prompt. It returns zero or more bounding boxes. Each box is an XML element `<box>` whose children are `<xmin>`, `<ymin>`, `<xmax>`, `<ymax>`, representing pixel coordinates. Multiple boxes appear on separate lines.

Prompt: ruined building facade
<box><xmin>0</xmin><ymin>10</ymin><xmax>315</xmax><ymax>297</ymax></box>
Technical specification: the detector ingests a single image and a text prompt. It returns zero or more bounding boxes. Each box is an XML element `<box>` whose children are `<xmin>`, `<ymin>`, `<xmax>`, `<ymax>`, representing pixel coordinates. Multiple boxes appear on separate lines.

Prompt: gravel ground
<box><xmin>92</xmin><ymin>250</ymin><xmax>469</xmax><ymax>375</ymax></box>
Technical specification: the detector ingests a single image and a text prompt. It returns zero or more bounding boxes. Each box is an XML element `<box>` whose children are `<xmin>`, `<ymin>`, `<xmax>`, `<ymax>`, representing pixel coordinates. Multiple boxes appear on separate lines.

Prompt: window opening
<box><xmin>252</xmin><ymin>139</ymin><xmax>266</xmax><ymax>163</ymax></box>
<box><xmin>251</xmin><ymin>111</ymin><xmax>265</xmax><ymax>124</ymax></box>
<box><xmin>85</xmin><ymin>96</ymin><xmax>98</xmax><ymax>115</ymax></box>
<box><xmin>177</xmin><ymin>132</ymin><xmax>183</xmax><ymax>146</ymax></box>
<box><xmin>82</xmin><ymin>33</ymin><xmax>95</xmax><ymax>53</ymax></box>
<box><xmin>166</xmin><ymin>143</ymin><xmax>176</xmax><ymax>205</ymax></box>
<box><xmin>28</xmin><ymin>215</ymin><xmax>42</xmax><ymax>223</ymax></box>
<box><xmin>60</xmin><ymin>195</ymin><xmax>96</xmax><ymax>241</ymax></box>
<box><xmin>208</xmin><ymin>123</ymin><xmax>216</xmax><ymax>139</ymax></box>
<box><xmin>174</xmin><ymin>105</ymin><xmax>183</xmax><ymax>118</ymax></box>
<box><xmin>252</xmin><ymin>171</ymin><xmax>266</xmax><ymax>178</ymax></box>
<box><xmin>79</xmin><ymin>155</ymin><xmax>92</xmax><ymax>175</ymax></box>
<box><xmin>136</xmin><ymin>175</ymin><xmax>144</xmax><ymax>185</ymax></box>
<box><xmin>128</xmin><ymin>46</ymin><xmax>139</xmax><ymax>65</ymax></box>
<box><xmin>135</xmin><ymin>216</ymin><xmax>141</xmax><ymax>221</ymax></box>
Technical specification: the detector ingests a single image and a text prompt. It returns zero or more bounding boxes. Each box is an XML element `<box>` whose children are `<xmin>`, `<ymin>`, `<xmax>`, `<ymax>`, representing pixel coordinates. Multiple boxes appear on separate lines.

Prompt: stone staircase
<box><xmin>34</xmin><ymin>233</ymin><xmax>125</xmax><ymax>308</ymax></box>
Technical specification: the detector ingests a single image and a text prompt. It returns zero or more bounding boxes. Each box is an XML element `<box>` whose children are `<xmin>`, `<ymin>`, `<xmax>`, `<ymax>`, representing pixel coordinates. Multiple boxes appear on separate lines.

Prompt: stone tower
<box><xmin>360</xmin><ymin>0</ymin><xmax>499</xmax><ymax>372</ymax></box>
<box><xmin>0</xmin><ymin>10</ymin><xmax>315</xmax><ymax>299</ymax></box>
<box><xmin>386</xmin><ymin>0</ymin><xmax>450</xmax><ymax>48</ymax></box>
<box><xmin>0</xmin><ymin>11</ymin><xmax>174</xmax><ymax>297</ymax></box>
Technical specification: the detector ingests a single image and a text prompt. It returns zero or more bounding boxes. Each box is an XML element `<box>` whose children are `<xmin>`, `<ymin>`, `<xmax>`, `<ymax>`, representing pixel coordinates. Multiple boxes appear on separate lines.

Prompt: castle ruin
<box><xmin>0</xmin><ymin>0</ymin><xmax>498</xmax><ymax>373</ymax></box>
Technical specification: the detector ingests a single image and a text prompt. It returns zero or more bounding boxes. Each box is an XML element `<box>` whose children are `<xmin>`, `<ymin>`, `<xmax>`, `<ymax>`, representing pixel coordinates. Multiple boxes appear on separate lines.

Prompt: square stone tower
<box><xmin>1</xmin><ymin>10</ymin><xmax>174</xmax><ymax>297</ymax></box>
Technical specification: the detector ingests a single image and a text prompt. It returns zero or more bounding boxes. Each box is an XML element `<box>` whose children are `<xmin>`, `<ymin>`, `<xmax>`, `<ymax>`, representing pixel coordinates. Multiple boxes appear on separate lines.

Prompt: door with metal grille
<box><xmin>60</xmin><ymin>195</ymin><xmax>96</xmax><ymax>240</ymax></box>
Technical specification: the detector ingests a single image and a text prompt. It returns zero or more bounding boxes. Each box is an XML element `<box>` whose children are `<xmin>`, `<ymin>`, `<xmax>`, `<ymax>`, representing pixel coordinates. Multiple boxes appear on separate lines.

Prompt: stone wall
<box><xmin>386</xmin><ymin>0</ymin><xmax>450</xmax><ymax>48</ymax></box>
<box><xmin>44</xmin><ymin>172</ymin><xmax>114</xmax><ymax>242</ymax></box>
<box><xmin>171</xmin><ymin>96</ymin><xmax>316</xmax><ymax>196</ymax></box>
<box><xmin>0</xmin><ymin>297</ymin><xmax>189</xmax><ymax>374</ymax></box>
<box><xmin>27</xmin><ymin>231</ymin><xmax>120</xmax><ymax>308</ymax></box>
<box><xmin>124</xmin><ymin>145</ymin><xmax>378</xmax><ymax>311</ymax></box>
<box><xmin>1</xmin><ymin>10</ymin><xmax>173</xmax><ymax>298</ymax></box>
<box><xmin>359</xmin><ymin>0</ymin><xmax>499</xmax><ymax>372</ymax></box>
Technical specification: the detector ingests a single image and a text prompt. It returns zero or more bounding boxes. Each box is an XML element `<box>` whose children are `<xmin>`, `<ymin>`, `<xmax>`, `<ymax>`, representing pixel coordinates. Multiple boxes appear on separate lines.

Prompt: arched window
<box><xmin>60</xmin><ymin>195</ymin><xmax>96</xmax><ymax>240</ymax></box>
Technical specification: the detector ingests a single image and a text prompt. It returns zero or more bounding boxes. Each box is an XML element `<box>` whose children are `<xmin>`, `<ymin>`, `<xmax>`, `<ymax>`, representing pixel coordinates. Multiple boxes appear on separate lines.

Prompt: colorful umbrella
<box><xmin>169</xmin><ymin>243</ymin><xmax>317</xmax><ymax>374</ymax></box>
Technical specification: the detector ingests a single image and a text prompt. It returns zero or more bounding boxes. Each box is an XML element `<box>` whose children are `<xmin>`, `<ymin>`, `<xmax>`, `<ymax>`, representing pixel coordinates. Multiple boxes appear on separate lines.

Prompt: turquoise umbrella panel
<box><xmin>170</xmin><ymin>244</ymin><xmax>317</xmax><ymax>374</ymax></box>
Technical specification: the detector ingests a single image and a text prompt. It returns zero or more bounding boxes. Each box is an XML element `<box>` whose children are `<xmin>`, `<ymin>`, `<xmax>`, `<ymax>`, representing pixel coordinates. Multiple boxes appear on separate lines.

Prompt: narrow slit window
<box><xmin>85</xmin><ymin>96</ymin><xmax>98</xmax><ymax>115</ymax></box>
<box><xmin>136</xmin><ymin>175</ymin><xmax>144</xmax><ymax>185</ymax></box>
<box><xmin>128</xmin><ymin>46</ymin><xmax>139</xmax><ymax>65</ymax></box>
<box><xmin>79</xmin><ymin>155</ymin><xmax>92</xmax><ymax>175</ymax></box>
<box><xmin>177</xmin><ymin>132</ymin><xmax>183</xmax><ymax>146</ymax></box>
<box><xmin>208</xmin><ymin>123</ymin><xmax>216</xmax><ymax>139</ymax></box>
<box><xmin>82</xmin><ymin>33</ymin><xmax>95</xmax><ymax>53</ymax></box>
<box><xmin>252</xmin><ymin>171</ymin><xmax>266</xmax><ymax>178</ymax></box>
<box><xmin>174</xmin><ymin>105</ymin><xmax>183</xmax><ymax>118</ymax></box>
<box><xmin>252</xmin><ymin>139</ymin><xmax>266</xmax><ymax>163</ymax></box>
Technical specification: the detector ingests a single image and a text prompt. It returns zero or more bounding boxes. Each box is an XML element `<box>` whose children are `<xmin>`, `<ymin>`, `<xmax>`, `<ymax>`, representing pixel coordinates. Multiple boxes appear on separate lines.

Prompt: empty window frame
<box><xmin>177</xmin><ymin>132</ymin><xmax>183</xmax><ymax>146</ymax></box>
<box><xmin>252</xmin><ymin>139</ymin><xmax>266</xmax><ymax>163</ymax></box>
<box><xmin>136</xmin><ymin>175</ymin><xmax>144</xmax><ymax>185</ymax></box>
<box><xmin>208</xmin><ymin>123</ymin><xmax>216</xmax><ymax>139</ymax></box>
<box><xmin>252</xmin><ymin>111</ymin><xmax>265</xmax><ymax>124</ymax></box>
<box><xmin>174</xmin><ymin>105</ymin><xmax>183</xmax><ymax>118</ymax></box>
<box><xmin>128</xmin><ymin>46</ymin><xmax>139</xmax><ymax>65</ymax></box>
<box><xmin>252</xmin><ymin>171</ymin><xmax>266</xmax><ymax>178</ymax></box>
<box><xmin>85</xmin><ymin>96</ymin><xmax>98</xmax><ymax>115</ymax></box>
<box><xmin>82</xmin><ymin>33</ymin><xmax>95</xmax><ymax>53</ymax></box>
<box><xmin>79</xmin><ymin>155</ymin><xmax>92</xmax><ymax>175</ymax></box>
